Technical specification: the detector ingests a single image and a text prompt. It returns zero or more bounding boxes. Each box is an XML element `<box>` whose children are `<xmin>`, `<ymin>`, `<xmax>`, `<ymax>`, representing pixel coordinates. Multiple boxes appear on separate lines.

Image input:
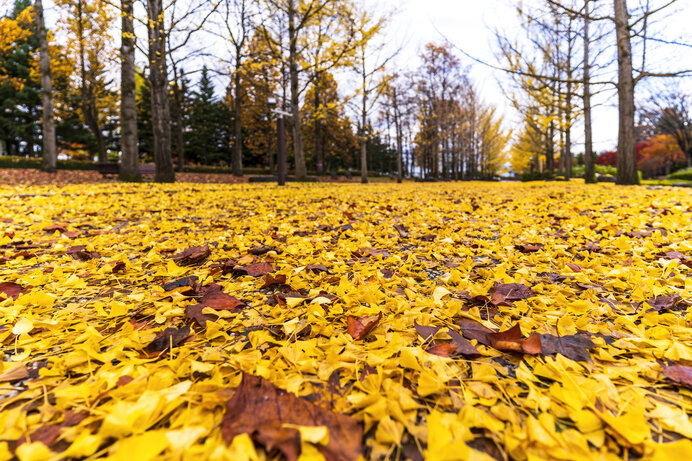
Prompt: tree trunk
<box><xmin>232</xmin><ymin>57</ymin><xmax>243</xmax><ymax>177</ymax></box>
<box><xmin>147</xmin><ymin>0</ymin><xmax>175</xmax><ymax>182</ymax></box>
<box><xmin>360</xmin><ymin>54</ymin><xmax>368</xmax><ymax>184</ymax></box>
<box><xmin>614</xmin><ymin>0</ymin><xmax>639</xmax><ymax>185</ymax></box>
<box><xmin>120</xmin><ymin>0</ymin><xmax>141</xmax><ymax>181</ymax></box>
<box><xmin>288</xmin><ymin>0</ymin><xmax>306</xmax><ymax>180</ymax></box>
<box><xmin>393</xmin><ymin>89</ymin><xmax>403</xmax><ymax>183</ymax></box>
<box><xmin>171</xmin><ymin>81</ymin><xmax>185</xmax><ymax>171</ymax></box>
<box><xmin>76</xmin><ymin>0</ymin><xmax>106</xmax><ymax>163</ymax></box>
<box><xmin>583</xmin><ymin>0</ymin><xmax>595</xmax><ymax>183</ymax></box>
<box><xmin>314</xmin><ymin>76</ymin><xmax>324</xmax><ymax>176</ymax></box>
<box><xmin>36</xmin><ymin>0</ymin><xmax>56</xmax><ymax>173</ymax></box>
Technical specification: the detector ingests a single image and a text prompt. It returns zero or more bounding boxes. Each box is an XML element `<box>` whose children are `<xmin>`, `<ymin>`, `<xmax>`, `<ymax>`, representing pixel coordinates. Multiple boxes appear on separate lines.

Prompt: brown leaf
<box><xmin>566</xmin><ymin>263</ymin><xmax>583</xmax><ymax>272</ymax></box>
<box><xmin>486</xmin><ymin>324</ymin><xmax>524</xmax><ymax>352</ymax></box>
<box><xmin>248</xmin><ymin>245</ymin><xmax>275</xmax><ymax>255</ymax></box>
<box><xmin>0</xmin><ymin>282</ymin><xmax>30</xmax><ymax>300</ymax></box>
<box><xmin>486</xmin><ymin>324</ymin><xmax>541</xmax><ymax>355</ymax></box>
<box><xmin>43</xmin><ymin>224</ymin><xmax>67</xmax><ymax>233</ymax></box>
<box><xmin>66</xmin><ymin>245</ymin><xmax>100</xmax><ymax>261</ymax></box>
<box><xmin>198</xmin><ymin>289</ymin><xmax>245</xmax><ymax>311</ymax></box>
<box><xmin>646</xmin><ymin>294</ymin><xmax>681</xmax><ymax>312</ymax></box>
<box><xmin>172</xmin><ymin>245</ymin><xmax>211</xmax><ymax>266</ymax></box>
<box><xmin>455</xmin><ymin>318</ymin><xmax>494</xmax><ymax>346</ymax></box>
<box><xmin>145</xmin><ymin>326</ymin><xmax>191</xmax><ymax>353</ymax></box>
<box><xmin>522</xmin><ymin>333</ymin><xmax>542</xmax><ymax>355</ymax></box>
<box><xmin>162</xmin><ymin>276</ymin><xmax>199</xmax><ymax>293</ymax></box>
<box><xmin>232</xmin><ymin>262</ymin><xmax>274</xmax><ymax>277</ymax></box>
<box><xmin>186</xmin><ymin>305</ymin><xmax>216</xmax><ymax>328</ymax></box>
<box><xmin>426</xmin><ymin>342</ymin><xmax>458</xmax><ymax>357</ymax></box>
<box><xmin>514</xmin><ymin>243</ymin><xmax>543</xmax><ymax>253</ymax></box>
<box><xmin>221</xmin><ymin>373</ymin><xmax>363</xmax><ymax>461</ymax></box>
<box><xmin>261</xmin><ymin>273</ymin><xmax>287</xmax><ymax>288</ymax></box>
<box><xmin>447</xmin><ymin>329</ymin><xmax>482</xmax><ymax>357</ymax></box>
<box><xmin>347</xmin><ymin>312</ymin><xmax>382</xmax><ymax>340</ymax></box>
<box><xmin>305</xmin><ymin>264</ymin><xmax>329</xmax><ymax>273</ymax></box>
<box><xmin>663</xmin><ymin>364</ymin><xmax>692</xmax><ymax>388</ymax></box>
<box><xmin>111</xmin><ymin>261</ymin><xmax>126</xmax><ymax>273</ymax></box>
<box><xmin>489</xmin><ymin>282</ymin><xmax>535</xmax><ymax>305</ymax></box>
<box><xmin>414</xmin><ymin>322</ymin><xmax>442</xmax><ymax>341</ymax></box>
<box><xmin>539</xmin><ymin>334</ymin><xmax>594</xmax><ymax>361</ymax></box>
<box><xmin>393</xmin><ymin>224</ymin><xmax>410</xmax><ymax>238</ymax></box>
<box><xmin>0</xmin><ymin>364</ymin><xmax>29</xmax><ymax>383</ymax></box>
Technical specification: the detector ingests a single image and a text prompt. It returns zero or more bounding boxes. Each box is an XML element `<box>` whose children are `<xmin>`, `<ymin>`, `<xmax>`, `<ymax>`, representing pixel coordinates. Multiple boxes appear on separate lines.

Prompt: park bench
<box><xmin>97</xmin><ymin>163</ymin><xmax>156</xmax><ymax>178</ymax></box>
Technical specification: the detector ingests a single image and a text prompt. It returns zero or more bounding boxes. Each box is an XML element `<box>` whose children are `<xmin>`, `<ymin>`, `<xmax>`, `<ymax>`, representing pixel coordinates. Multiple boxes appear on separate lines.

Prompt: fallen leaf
<box><xmin>538</xmin><ymin>334</ymin><xmax>595</xmax><ymax>361</ymax></box>
<box><xmin>221</xmin><ymin>372</ymin><xmax>363</xmax><ymax>461</ymax></box>
<box><xmin>172</xmin><ymin>245</ymin><xmax>211</xmax><ymax>266</ymax></box>
<box><xmin>0</xmin><ymin>281</ymin><xmax>30</xmax><ymax>300</ymax></box>
<box><xmin>486</xmin><ymin>324</ymin><xmax>540</xmax><ymax>355</ymax></box>
<box><xmin>514</xmin><ymin>243</ymin><xmax>543</xmax><ymax>252</ymax></box>
<box><xmin>646</xmin><ymin>294</ymin><xmax>681</xmax><ymax>312</ymax></box>
<box><xmin>0</xmin><ymin>364</ymin><xmax>29</xmax><ymax>383</ymax></box>
<box><xmin>232</xmin><ymin>262</ymin><xmax>274</xmax><ymax>277</ymax></box>
<box><xmin>347</xmin><ymin>313</ymin><xmax>382</xmax><ymax>340</ymax></box>
<box><xmin>145</xmin><ymin>326</ymin><xmax>191</xmax><ymax>353</ymax></box>
<box><xmin>261</xmin><ymin>273</ymin><xmax>287</xmax><ymax>288</ymax></box>
<box><xmin>414</xmin><ymin>322</ymin><xmax>442</xmax><ymax>341</ymax></box>
<box><xmin>489</xmin><ymin>283</ymin><xmax>535</xmax><ymax>305</ymax></box>
<box><xmin>455</xmin><ymin>318</ymin><xmax>494</xmax><ymax>346</ymax></box>
<box><xmin>663</xmin><ymin>364</ymin><xmax>692</xmax><ymax>388</ymax></box>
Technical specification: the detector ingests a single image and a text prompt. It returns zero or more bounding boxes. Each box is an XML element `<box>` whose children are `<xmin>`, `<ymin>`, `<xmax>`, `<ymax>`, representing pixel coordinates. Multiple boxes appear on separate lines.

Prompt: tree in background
<box><xmin>0</xmin><ymin>1</ymin><xmax>40</xmax><ymax>157</ymax></box>
<box><xmin>119</xmin><ymin>0</ymin><xmax>140</xmax><ymax>181</ymax></box>
<box><xmin>235</xmin><ymin>30</ymin><xmax>280</xmax><ymax>170</ymax></box>
<box><xmin>186</xmin><ymin>67</ymin><xmax>232</xmax><ymax>165</ymax></box>
<box><xmin>301</xmin><ymin>72</ymin><xmax>358</xmax><ymax>172</ymax></box>
<box><xmin>55</xmin><ymin>0</ymin><xmax>117</xmax><ymax>164</ymax></box>
<box><xmin>35</xmin><ymin>0</ymin><xmax>56</xmax><ymax>172</ymax></box>
<box><xmin>146</xmin><ymin>0</ymin><xmax>174</xmax><ymax>182</ymax></box>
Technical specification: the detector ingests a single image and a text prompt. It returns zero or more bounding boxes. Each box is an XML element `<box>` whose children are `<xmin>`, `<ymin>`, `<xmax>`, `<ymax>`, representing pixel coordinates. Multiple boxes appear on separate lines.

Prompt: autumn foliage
<box><xmin>1</xmin><ymin>181</ymin><xmax>692</xmax><ymax>459</ymax></box>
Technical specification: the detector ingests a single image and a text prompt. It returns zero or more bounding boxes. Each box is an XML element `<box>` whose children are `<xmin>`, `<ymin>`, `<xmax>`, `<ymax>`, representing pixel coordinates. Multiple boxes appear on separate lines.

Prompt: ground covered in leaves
<box><xmin>1</xmin><ymin>181</ymin><xmax>692</xmax><ymax>461</ymax></box>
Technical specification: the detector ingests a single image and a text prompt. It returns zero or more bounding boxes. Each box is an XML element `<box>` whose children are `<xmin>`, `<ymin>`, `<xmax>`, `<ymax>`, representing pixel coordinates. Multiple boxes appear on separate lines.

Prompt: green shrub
<box><xmin>668</xmin><ymin>167</ymin><xmax>692</xmax><ymax>181</ymax></box>
<box><xmin>0</xmin><ymin>156</ymin><xmax>98</xmax><ymax>170</ymax></box>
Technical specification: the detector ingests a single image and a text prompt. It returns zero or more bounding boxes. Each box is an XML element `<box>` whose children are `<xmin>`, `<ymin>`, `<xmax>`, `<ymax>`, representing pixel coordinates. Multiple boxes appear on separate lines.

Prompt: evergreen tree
<box><xmin>186</xmin><ymin>66</ymin><xmax>231</xmax><ymax>165</ymax></box>
<box><xmin>135</xmin><ymin>70</ymin><xmax>154</xmax><ymax>160</ymax></box>
<box><xmin>0</xmin><ymin>0</ymin><xmax>41</xmax><ymax>156</ymax></box>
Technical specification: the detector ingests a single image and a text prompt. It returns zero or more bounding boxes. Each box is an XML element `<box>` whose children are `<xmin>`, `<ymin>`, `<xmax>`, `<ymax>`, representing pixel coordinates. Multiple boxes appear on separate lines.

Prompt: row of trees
<box><xmin>0</xmin><ymin>0</ymin><xmax>513</xmax><ymax>183</ymax></box>
<box><xmin>502</xmin><ymin>0</ymin><xmax>692</xmax><ymax>184</ymax></box>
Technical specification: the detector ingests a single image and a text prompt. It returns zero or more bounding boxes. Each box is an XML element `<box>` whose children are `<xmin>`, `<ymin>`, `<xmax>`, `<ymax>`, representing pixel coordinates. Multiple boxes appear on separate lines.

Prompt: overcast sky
<box><xmin>26</xmin><ymin>0</ymin><xmax>692</xmax><ymax>155</ymax></box>
<box><xmin>387</xmin><ymin>0</ymin><xmax>692</xmax><ymax>153</ymax></box>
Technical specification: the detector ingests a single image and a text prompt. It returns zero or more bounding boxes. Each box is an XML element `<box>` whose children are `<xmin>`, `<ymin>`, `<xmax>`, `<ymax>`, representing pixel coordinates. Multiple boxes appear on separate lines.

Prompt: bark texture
<box><xmin>120</xmin><ymin>0</ymin><xmax>141</xmax><ymax>181</ymax></box>
<box><xmin>614</xmin><ymin>0</ymin><xmax>639</xmax><ymax>185</ymax></box>
<box><xmin>147</xmin><ymin>0</ymin><xmax>175</xmax><ymax>183</ymax></box>
<box><xmin>36</xmin><ymin>0</ymin><xmax>57</xmax><ymax>173</ymax></box>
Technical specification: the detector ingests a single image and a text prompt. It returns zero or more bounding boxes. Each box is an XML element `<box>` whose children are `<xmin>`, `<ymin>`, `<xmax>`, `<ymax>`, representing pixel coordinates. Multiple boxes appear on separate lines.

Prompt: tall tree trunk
<box><xmin>393</xmin><ymin>89</ymin><xmax>402</xmax><ymax>183</ymax></box>
<box><xmin>120</xmin><ymin>0</ymin><xmax>140</xmax><ymax>181</ymax></box>
<box><xmin>171</xmin><ymin>80</ymin><xmax>185</xmax><ymax>171</ymax></box>
<box><xmin>36</xmin><ymin>0</ymin><xmax>56</xmax><ymax>173</ymax></box>
<box><xmin>288</xmin><ymin>0</ymin><xmax>306</xmax><ymax>180</ymax></box>
<box><xmin>314</xmin><ymin>76</ymin><xmax>324</xmax><ymax>176</ymax></box>
<box><xmin>583</xmin><ymin>0</ymin><xmax>595</xmax><ymax>183</ymax></box>
<box><xmin>76</xmin><ymin>0</ymin><xmax>106</xmax><ymax>163</ymax></box>
<box><xmin>614</xmin><ymin>0</ymin><xmax>638</xmax><ymax>185</ymax></box>
<box><xmin>147</xmin><ymin>0</ymin><xmax>175</xmax><ymax>182</ymax></box>
<box><xmin>233</xmin><ymin>56</ymin><xmax>243</xmax><ymax>177</ymax></box>
<box><xmin>360</xmin><ymin>54</ymin><xmax>368</xmax><ymax>184</ymax></box>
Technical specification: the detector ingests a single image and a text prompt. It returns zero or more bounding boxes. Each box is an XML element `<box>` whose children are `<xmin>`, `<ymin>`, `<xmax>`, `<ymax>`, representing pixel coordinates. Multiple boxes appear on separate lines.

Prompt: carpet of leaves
<box><xmin>1</xmin><ymin>181</ymin><xmax>692</xmax><ymax>461</ymax></box>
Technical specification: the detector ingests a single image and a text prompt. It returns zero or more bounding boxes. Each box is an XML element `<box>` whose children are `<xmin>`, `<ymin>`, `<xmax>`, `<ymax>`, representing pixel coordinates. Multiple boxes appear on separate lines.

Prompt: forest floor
<box><xmin>0</xmin><ymin>168</ymin><xmax>393</xmax><ymax>186</ymax></box>
<box><xmin>1</xmin><ymin>180</ymin><xmax>692</xmax><ymax>460</ymax></box>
